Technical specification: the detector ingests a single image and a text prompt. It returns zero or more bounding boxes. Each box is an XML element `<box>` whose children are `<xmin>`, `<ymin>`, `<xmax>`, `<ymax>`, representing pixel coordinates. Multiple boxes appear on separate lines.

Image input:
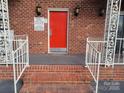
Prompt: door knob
<box><xmin>50</xmin><ymin>29</ymin><xmax>52</xmax><ymax>36</ymax></box>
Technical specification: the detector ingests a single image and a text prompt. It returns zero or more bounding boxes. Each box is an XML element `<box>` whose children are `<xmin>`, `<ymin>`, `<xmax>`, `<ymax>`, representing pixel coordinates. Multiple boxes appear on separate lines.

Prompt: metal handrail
<box><xmin>86</xmin><ymin>38</ymin><xmax>101</xmax><ymax>93</ymax></box>
<box><xmin>12</xmin><ymin>35</ymin><xmax>29</xmax><ymax>93</ymax></box>
<box><xmin>87</xmin><ymin>42</ymin><xmax>101</xmax><ymax>54</ymax></box>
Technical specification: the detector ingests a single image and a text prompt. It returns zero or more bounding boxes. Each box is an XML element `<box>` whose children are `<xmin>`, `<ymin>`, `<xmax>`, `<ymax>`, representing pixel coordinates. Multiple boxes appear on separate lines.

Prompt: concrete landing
<box><xmin>29</xmin><ymin>54</ymin><xmax>85</xmax><ymax>65</ymax></box>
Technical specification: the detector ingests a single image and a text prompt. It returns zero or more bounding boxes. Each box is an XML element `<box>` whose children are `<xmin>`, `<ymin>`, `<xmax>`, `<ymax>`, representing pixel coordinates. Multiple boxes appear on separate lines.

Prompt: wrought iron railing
<box><xmin>0</xmin><ymin>34</ymin><xmax>29</xmax><ymax>93</ymax></box>
<box><xmin>12</xmin><ymin>35</ymin><xmax>29</xmax><ymax>93</ymax></box>
<box><xmin>85</xmin><ymin>38</ymin><xmax>101</xmax><ymax>93</ymax></box>
<box><xmin>85</xmin><ymin>37</ymin><xmax>124</xmax><ymax>93</ymax></box>
<box><xmin>86</xmin><ymin>37</ymin><xmax>124</xmax><ymax>65</ymax></box>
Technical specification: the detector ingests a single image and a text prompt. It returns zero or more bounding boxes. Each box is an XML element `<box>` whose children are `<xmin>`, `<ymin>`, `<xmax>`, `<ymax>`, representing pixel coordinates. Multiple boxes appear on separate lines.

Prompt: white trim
<box><xmin>48</xmin><ymin>9</ymin><xmax>50</xmax><ymax>53</ymax></box>
<box><xmin>48</xmin><ymin>8</ymin><xmax>69</xmax><ymax>11</ymax></box>
<box><xmin>67</xmin><ymin>11</ymin><xmax>69</xmax><ymax>54</ymax></box>
<box><xmin>48</xmin><ymin>8</ymin><xmax>69</xmax><ymax>54</ymax></box>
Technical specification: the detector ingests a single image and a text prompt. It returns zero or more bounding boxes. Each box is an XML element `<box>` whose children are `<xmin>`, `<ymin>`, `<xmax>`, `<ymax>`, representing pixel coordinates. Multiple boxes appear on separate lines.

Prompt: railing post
<box><xmin>95</xmin><ymin>52</ymin><xmax>101</xmax><ymax>93</ymax></box>
<box><xmin>12</xmin><ymin>51</ymin><xmax>17</xmax><ymax>93</ymax></box>
<box><xmin>85</xmin><ymin>38</ymin><xmax>89</xmax><ymax>67</ymax></box>
<box><xmin>26</xmin><ymin>35</ymin><xmax>29</xmax><ymax>66</ymax></box>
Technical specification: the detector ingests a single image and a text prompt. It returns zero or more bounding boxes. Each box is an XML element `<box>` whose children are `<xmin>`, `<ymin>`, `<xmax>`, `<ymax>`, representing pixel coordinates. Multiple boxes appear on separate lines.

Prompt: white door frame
<box><xmin>48</xmin><ymin>8</ymin><xmax>69</xmax><ymax>54</ymax></box>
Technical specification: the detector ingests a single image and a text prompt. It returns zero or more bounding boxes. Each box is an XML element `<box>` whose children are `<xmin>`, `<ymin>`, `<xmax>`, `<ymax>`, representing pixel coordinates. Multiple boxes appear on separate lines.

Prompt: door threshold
<box><xmin>49</xmin><ymin>51</ymin><xmax>67</xmax><ymax>55</ymax></box>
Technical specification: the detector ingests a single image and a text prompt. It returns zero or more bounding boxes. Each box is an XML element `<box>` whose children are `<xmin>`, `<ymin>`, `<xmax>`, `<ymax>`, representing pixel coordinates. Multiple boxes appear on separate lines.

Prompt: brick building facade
<box><xmin>8</xmin><ymin>0</ymin><xmax>105</xmax><ymax>54</ymax></box>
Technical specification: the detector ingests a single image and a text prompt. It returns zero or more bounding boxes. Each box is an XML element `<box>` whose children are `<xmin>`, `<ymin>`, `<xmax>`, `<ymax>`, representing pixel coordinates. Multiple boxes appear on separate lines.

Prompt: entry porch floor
<box><xmin>29</xmin><ymin>54</ymin><xmax>85</xmax><ymax>65</ymax></box>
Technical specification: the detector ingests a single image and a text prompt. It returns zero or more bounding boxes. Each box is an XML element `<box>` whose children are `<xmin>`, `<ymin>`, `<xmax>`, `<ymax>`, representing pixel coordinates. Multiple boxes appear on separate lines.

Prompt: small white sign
<box><xmin>34</xmin><ymin>17</ymin><xmax>44</xmax><ymax>31</ymax></box>
<box><xmin>44</xmin><ymin>18</ymin><xmax>48</xmax><ymax>23</ymax></box>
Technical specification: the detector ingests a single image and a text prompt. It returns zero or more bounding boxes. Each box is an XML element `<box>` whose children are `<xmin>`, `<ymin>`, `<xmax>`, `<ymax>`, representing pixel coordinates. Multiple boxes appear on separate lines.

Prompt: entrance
<box><xmin>48</xmin><ymin>8</ymin><xmax>69</xmax><ymax>54</ymax></box>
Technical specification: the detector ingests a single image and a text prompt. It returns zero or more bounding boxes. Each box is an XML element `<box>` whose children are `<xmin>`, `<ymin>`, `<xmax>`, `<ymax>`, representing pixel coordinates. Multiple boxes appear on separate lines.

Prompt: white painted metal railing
<box><xmin>86</xmin><ymin>37</ymin><xmax>124</xmax><ymax>65</ymax></box>
<box><xmin>0</xmin><ymin>34</ymin><xmax>29</xmax><ymax>93</ymax></box>
<box><xmin>12</xmin><ymin>35</ymin><xmax>29</xmax><ymax>93</ymax></box>
<box><xmin>86</xmin><ymin>37</ymin><xmax>107</xmax><ymax>65</ymax></box>
<box><xmin>85</xmin><ymin>38</ymin><xmax>101</xmax><ymax>93</ymax></box>
<box><xmin>86</xmin><ymin>37</ymin><xmax>124</xmax><ymax>93</ymax></box>
<box><xmin>0</xmin><ymin>0</ymin><xmax>29</xmax><ymax>93</ymax></box>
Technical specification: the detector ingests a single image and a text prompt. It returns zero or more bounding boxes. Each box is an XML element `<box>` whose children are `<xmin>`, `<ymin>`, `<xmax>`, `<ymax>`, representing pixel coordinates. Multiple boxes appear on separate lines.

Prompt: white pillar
<box><xmin>104</xmin><ymin>0</ymin><xmax>122</xmax><ymax>66</ymax></box>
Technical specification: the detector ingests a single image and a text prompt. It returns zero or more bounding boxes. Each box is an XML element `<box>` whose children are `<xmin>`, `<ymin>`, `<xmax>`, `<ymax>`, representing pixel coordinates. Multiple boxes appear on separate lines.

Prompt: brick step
<box><xmin>0</xmin><ymin>65</ymin><xmax>124</xmax><ymax>82</ymax></box>
<box><xmin>1</xmin><ymin>65</ymin><xmax>124</xmax><ymax>72</ymax></box>
<box><xmin>25</xmin><ymin>65</ymin><xmax>124</xmax><ymax>74</ymax></box>
<box><xmin>20</xmin><ymin>83</ymin><xmax>92</xmax><ymax>93</ymax></box>
<box><xmin>22</xmin><ymin>65</ymin><xmax>90</xmax><ymax>84</ymax></box>
<box><xmin>25</xmin><ymin>65</ymin><xmax>87</xmax><ymax>72</ymax></box>
<box><xmin>23</xmin><ymin>72</ymin><xmax>91</xmax><ymax>84</ymax></box>
<box><xmin>22</xmin><ymin>65</ymin><xmax>124</xmax><ymax>84</ymax></box>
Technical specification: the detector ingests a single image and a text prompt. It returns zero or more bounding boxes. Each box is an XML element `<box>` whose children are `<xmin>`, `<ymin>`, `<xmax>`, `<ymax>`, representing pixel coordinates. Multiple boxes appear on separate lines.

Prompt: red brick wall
<box><xmin>9</xmin><ymin>0</ymin><xmax>105</xmax><ymax>54</ymax></box>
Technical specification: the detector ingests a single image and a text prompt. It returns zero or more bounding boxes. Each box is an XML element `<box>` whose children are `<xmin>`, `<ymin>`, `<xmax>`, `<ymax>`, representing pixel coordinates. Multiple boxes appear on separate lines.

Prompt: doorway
<box><xmin>48</xmin><ymin>8</ymin><xmax>69</xmax><ymax>54</ymax></box>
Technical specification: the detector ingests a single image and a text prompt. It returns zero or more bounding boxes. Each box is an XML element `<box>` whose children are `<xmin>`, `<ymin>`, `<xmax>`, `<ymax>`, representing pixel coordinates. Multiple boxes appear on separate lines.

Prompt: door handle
<box><xmin>50</xmin><ymin>29</ymin><xmax>52</xmax><ymax>36</ymax></box>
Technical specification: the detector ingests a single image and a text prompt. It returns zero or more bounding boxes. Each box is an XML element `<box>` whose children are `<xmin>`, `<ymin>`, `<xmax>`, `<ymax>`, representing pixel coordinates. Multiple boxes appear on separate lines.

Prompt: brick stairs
<box><xmin>20</xmin><ymin>65</ymin><xmax>92</xmax><ymax>93</ymax></box>
<box><xmin>20</xmin><ymin>65</ymin><xmax>124</xmax><ymax>93</ymax></box>
<box><xmin>0</xmin><ymin>65</ymin><xmax>124</xmax><ymax>93</ymax></box>
<box><xmin>22</xmin><ymin>65</ymin><xmax>91</xmax><ymax>84</ymax></box>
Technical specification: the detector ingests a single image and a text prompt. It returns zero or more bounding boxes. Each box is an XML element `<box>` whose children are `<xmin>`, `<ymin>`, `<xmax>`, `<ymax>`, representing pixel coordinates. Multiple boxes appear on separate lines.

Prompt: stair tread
<box><xmin>20</xmin><ymin>83</ymin><xmax>92</xmax><ymax>93</ymax></box>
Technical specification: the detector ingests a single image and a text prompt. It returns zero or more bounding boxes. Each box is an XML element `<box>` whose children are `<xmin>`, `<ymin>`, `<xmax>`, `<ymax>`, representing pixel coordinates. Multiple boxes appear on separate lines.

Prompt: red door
<box><xmin>50</xmin><ymin>11</ymin><xmax>67</xmax><ymax>52</ymax></box>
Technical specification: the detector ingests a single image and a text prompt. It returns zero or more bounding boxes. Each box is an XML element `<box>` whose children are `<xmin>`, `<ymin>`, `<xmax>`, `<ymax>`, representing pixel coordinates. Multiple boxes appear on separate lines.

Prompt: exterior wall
<box><xmin>9</xmin><ymin>0</ymin><xmax>105</xmax><ymax>54</ymax></box>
